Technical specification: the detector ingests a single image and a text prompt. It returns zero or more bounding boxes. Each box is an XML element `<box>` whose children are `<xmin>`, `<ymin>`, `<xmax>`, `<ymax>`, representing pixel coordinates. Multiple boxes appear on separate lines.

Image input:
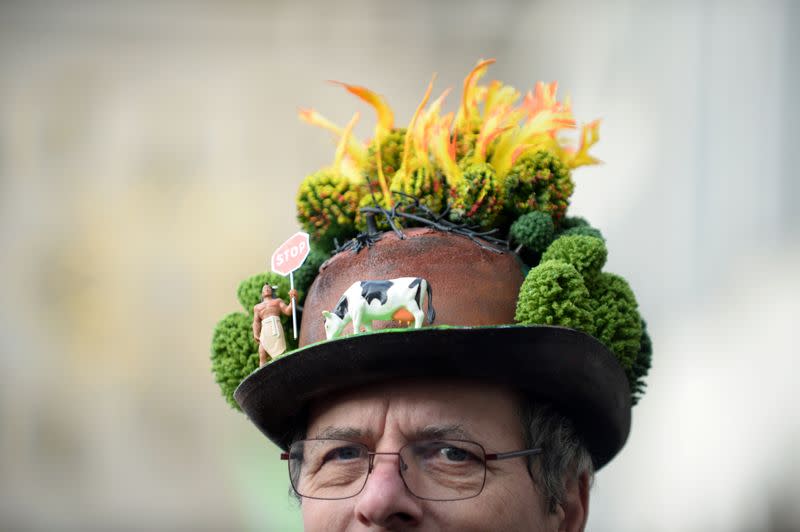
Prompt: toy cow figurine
<box><xmin>322</xmin><ymin>277</ymin><xmax>436</xmax><ymax>340</ymax></box>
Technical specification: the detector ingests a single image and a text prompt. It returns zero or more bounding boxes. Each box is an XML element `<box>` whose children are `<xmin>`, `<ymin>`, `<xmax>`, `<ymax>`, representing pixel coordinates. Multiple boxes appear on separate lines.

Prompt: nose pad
<box><xmin>367</xmin><ymin>452</ymin><xmax>409</xmax><ymax>474</ymax></box>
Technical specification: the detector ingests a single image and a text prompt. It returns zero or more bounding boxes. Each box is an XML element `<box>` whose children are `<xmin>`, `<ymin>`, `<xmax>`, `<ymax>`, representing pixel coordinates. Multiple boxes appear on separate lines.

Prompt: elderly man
<box><xmin>220</xmin><ymin>61</ymin><xmax>650</xmax><ymax>532</ymax></box>
<box><xmin>293</xmin><ymin>380</ymin><xmax>591</xmax><ymax>531</ymax></box>
<box><xmin>234</xmin><ymin>230</ymin><xmax>635</xmax><ymax>532</ymax></box>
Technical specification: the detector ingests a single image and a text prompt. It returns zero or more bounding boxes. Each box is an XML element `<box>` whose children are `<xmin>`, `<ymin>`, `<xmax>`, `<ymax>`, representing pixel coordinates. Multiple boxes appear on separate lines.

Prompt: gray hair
<box><xmin>518</xmin><ymin>402</ymin><xmax>595</xmax><ymax>513</ymax></box>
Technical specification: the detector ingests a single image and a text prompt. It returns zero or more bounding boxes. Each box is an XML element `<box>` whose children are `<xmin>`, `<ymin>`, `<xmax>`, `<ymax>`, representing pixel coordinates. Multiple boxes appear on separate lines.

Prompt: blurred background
<box><xmin>1</xmin><ymin>0</ymin><xmax>798</xmax><ymax>530</ymax></box>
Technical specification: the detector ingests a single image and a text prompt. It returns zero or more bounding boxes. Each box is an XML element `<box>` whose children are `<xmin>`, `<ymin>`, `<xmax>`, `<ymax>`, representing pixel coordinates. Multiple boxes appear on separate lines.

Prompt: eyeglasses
<box><xmin>281</xmin><ymin>439</ymin><xmax>542</xmax><ymax>501</ymax></box>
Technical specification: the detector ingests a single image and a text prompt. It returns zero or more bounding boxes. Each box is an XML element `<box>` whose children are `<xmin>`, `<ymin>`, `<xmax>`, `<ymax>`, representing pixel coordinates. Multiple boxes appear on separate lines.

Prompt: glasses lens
<box><xmin>400</xmin><ymin>440</ymin><xmax>487</xmax><ymax>500</ymax></box>
<box><xmin>288</xmin><ymin>439</ymin><xmax>370</xmax><ymax>499</ymax></box>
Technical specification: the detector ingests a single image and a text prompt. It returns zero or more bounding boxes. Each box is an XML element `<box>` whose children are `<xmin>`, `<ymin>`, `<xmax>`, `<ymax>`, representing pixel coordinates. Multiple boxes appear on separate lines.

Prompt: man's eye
<box><xmin>414</xmin><ymin>441</ymin><xmax>480</xmax><ymax>464</ymax></box>
<box><xmin>440</xmin><ymin>447</ymin><xmax>470</xmax><ymax>462</ymax></box>
<box><xmin>321</xmin><ymin>446</ymin><xmax>364</xmax><ymax>463</ymax></box>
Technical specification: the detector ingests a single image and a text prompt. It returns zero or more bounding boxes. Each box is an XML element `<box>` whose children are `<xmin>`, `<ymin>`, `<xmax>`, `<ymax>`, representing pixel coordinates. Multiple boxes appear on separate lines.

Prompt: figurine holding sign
<box><xmin>253</xmin><ymin>284</ymin><xmax>298</xmax><ymax>366</ymax></box>
<box><xmin>271</xmin><ymin>231</ymin><xmax>311</xmax><ymax>341</ymax></box>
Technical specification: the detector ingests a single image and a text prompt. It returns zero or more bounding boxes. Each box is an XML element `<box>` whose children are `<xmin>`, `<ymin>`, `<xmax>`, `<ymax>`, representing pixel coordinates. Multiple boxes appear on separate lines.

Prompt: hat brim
<box><xmin>234</xmin><ymin>325</ymin><xmax>631</xmax><ymax>469</ymax></box>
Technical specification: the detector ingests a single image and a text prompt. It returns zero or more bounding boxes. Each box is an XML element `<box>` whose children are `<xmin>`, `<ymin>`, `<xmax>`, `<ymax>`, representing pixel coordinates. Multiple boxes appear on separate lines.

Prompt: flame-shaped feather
<box><xmin>417</xmin><ymin>88</ymin><xmax>451</xmax><ymax>155</ymax></box>
<box><xmin>298</xmin><ymin>107</ymin><xmax>368</xmax><ymax>168</ymax></box>
<box><xmin>330</xmin><ymin>81</ymin><xmax>395</xmax><ymax>137</ymax></box>
<box><xmin>457</xmin><ymin>58</ymin><xmax>496</xmax><ymax>129</ymax></box>
<box><xmin>373</xmin><ymin>129</ymin><xmax>392</xmax><ymax>207</ymax></box>
<box><xmin>523</xmin><ymin>82</ymin><xmax>567</xmax><ymax>117</ymax></box>
<box><xmin>399</xmin><ymin>74</ymin><xmax>436</xmax><ymax>179</ymax></box>
<box><xmin>429</xmin><ymin>113</ymin><xmax>461</xmax><ymax>185</ymax></box>
<box><xmin>484</xmin><ymin>81</ymin><xmax>521</xmax><ymax>119</ymax></box>
<box><xmin>563</xmin><ymin>120</ymin><xmax>602</xmax><ymax>168</ymax></box>
<box><xmin>474</xmin><ymin>105</ymin><xmax>514</xmax><ymax>163</ymax></box>
<box><xmin>333</xmin><ymin>112</ymin><xmax>360</xmax><ymax>177</ymax></box>
<box><xmin>521</xmin><ymin>83</ymin><xmax>574</xmax><ymax>129</ymax></box>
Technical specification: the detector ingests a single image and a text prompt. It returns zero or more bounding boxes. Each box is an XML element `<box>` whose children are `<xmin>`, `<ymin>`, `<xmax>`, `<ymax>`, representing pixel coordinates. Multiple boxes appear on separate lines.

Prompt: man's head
<box><xmin>295</xmin><ymin>379</ymin><xmax>592</xmax><ymax>531</ymax></box>
<box><xmin>215</xmin><ymin>65</ymin><xmax>650</xmax><ymax>532</ymax></box>
<box><xmin>261</xmin><ymin>284</ymin><xmax>278</xmax><ymax>301</ymax></box>
<box><xmin>232</xmin><ymin>231</ymin><xmax>636</xmax><ymax>530</ymax></box>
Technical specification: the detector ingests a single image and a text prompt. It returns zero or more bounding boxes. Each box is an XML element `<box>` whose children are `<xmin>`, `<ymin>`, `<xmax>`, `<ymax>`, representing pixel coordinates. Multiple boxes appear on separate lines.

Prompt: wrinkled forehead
<box><xmin>305</xmin><ymin>379</ymin><xmax>526</xmax><ymax>447</ymax></box>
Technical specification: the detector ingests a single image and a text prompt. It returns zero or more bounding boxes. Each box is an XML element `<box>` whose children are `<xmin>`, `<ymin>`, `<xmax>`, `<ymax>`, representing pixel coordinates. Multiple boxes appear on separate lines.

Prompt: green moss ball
<box><xmin>296</xmin><ymin>170</ymin><xmax>361</xmax><ymax>252</ymax></box>
<box><xmin>542</xmin><ymin>235</ymin><xmax>607</xmax><ymax>282</ymax></box>
<box><xmin>503</xmin><ymin>150</ymin><xmax>574</xmax><ymax>222</ymax></box>
<box><xmin>560</xmin><ymin>225</ymin><xmax>604</xmax><ymax>241</ymax></box>
<box><xmin>448</xmin><ymin>161</ymin><xmax>503</xmax><ymax>228</ymax></box>
<box><xmin>210</xmin><ymin>312</ymin><xmax>259</xmax><ymax>410</ymax></box>
<box><xmin>515</xmin><ymin>259</ymin><xmax>596</xmax><ymax>334</ymax></box>
<box><xmin>558</xmin><ymin>216</ymin><xmax>589</xmax><ymax>230</ymax></box>
<box><xmin>590</xmin><ymin>272</ymin><xmax>643</xmax><ymax>375</ymax></box>
<box><xmin>509</xmin><ymin>211</ymin><xmax>556</xmax><ymax>254</ymax></box>
<box><xmin>630</xmin><ymin>319</ymin><xmax>653</xmax><ymax>405</ymax></box>
<box><xmin>555</xmin><ymin>216</ymin><xmax>604</xmax><ymax>241</ymax></box>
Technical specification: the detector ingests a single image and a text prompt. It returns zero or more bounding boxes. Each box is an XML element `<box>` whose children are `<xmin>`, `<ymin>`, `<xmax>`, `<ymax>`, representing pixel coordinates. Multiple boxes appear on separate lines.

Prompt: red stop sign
<box><xmin>271</xmin><ymin>232</ymin><xmax>311</xmax><ymax>276</ymax></box>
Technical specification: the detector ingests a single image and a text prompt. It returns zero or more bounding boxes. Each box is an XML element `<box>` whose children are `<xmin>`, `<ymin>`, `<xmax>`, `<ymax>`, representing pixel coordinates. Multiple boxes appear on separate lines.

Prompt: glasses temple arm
<box><xmin>485</xmin><ymin>448</ymin><xmax>542</xmax><ymax>461</ymax></box>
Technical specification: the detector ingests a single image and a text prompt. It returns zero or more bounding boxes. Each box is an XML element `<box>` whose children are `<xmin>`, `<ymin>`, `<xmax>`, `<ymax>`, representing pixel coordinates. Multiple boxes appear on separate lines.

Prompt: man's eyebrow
<box><xmin>413</xmin><ymin>424</ymin><xmax>472</xmax><ymax>441</ymax></box>
<box><xmin>311</xmin><ymin>426</ymin><xmax>368</xmax><ymax>440</ymax></box>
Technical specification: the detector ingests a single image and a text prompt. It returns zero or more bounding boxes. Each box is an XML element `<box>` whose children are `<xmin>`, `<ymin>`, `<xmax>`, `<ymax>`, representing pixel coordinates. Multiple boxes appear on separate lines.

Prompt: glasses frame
<box><xmin>280</xmin><ymin>438</ymin><xmax>543</xmax><ymax>501</ymax></box>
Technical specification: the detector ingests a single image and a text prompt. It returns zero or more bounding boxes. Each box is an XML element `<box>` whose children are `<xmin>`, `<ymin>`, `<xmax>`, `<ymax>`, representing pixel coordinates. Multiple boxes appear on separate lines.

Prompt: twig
<box><xmin>341</xmin><ymin>190</ymin><xmax>509</xmax><ymax>254</ymax></box>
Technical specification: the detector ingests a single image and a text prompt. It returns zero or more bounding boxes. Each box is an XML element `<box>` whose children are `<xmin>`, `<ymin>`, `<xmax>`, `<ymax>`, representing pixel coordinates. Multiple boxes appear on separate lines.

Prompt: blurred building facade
<box><xmin>1</xmin><ymin>1</ymin><xmax>798</xmax><ymax>530</ymax></box>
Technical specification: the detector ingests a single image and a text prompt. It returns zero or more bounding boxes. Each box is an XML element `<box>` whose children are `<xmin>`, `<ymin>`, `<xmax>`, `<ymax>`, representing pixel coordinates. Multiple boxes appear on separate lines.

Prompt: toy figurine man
<box><xmin>252</xmin><ymin>284</ymin><xmax>298</xmax><ymax>365</ymax></box>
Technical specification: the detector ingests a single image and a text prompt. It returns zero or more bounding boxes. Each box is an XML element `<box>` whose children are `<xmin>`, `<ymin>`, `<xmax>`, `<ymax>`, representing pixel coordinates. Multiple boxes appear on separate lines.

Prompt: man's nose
<box><xmin>353</xmin><ymin>454</ymin><xmax>423</xmax><ymax>527</ymax></box>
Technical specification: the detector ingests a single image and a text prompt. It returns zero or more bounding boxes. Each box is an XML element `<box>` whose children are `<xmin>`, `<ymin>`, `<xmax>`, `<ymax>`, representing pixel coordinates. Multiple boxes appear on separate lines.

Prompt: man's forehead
<box><xmin>305</xmin><ymin>379</ymin><xmax>524</xmax><ymax>445</ymax></box>
<box><xmin>309</xmin><ymin>378</ymin><xmax>517</xmax><ymax>409</ymax></box>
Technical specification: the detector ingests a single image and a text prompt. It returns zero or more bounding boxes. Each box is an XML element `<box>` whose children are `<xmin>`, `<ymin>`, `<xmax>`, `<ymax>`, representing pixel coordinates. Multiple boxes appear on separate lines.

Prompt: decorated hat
<box><xmin>211</xmin><ymin>59</ymin><xmax>652</xmax><ymax>470</ymax></box>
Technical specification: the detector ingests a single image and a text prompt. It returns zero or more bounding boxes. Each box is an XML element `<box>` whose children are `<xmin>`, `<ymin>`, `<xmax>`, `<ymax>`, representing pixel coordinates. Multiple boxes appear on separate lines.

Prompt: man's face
<box><xmin>301</xmin><ymin>380</ymin><xmax>563</xmax><ymax>531</ymax></box>
<box><xmin>262</xmin><ymin>285</ymin><xmax>272</xmax><ymax>299</ymax></box>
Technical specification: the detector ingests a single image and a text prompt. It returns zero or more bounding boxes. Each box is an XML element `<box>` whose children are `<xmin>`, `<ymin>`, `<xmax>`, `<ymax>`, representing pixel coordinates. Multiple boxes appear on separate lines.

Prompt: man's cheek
<box><xmin>302</xmin><ymin>499</ymin><xmax>353</xmax><ymax>531</ymax></box>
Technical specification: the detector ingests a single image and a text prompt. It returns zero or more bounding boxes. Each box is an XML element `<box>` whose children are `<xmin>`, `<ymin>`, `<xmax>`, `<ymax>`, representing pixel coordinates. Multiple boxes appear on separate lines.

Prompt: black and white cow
<box><xmin>322</xmin><ymin>277</ymin><xmax>435</xmax><ymax>339</ymax></box>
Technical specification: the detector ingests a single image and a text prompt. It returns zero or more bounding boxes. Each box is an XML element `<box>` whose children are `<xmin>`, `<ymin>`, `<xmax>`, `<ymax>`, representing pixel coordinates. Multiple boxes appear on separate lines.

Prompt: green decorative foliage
<box><xmin>515</xmin><ymin>230</ymin><xmax>652</xmax><ymax>404</ymax></box>
<box><xmin>559</xmin><ymin>216</ymin><xmax>589</xmax><ymax>230</ymax></box>
<box><xmin>560</xmin><ymin>225</ymin><xmax>604</xmax><ymax>241</ymax></box>
<box><xmin>296</xmin><ymin>170</ymin><xmax>361</xmax><ymax>252</ymax></box>
<box><xmin>292</xmin><ymin>246</ymin><xmax>330</xmax><ymax>298</ymax></box>
<box><xmin>630</xmin><ymin>319</ymin><xmax>653</xmax><ymax>405</ymax></box>
<box><xmin>556</xmin><ymin>216</ymin><xmax>604</xmax><ymax>241</ymax></box>
<box><xmin>454</xmin><ymin>129</ymin><xmax>479</xmax><ymax>160</ymax></box>
<box><xmin>542</xmin><ymin>235</ymin><xmax>607</xmax><ymax>282</ymax></box>
<box><xmin>390</xmin><ymin>166</ymin><xmax>447</xmax><ymax>216</ymax></box>
<box><xmin>503</xmin><ymin>150</ymin><xmax>574</xmax><ymax>222</ymax></box>
<box><xmin>509</xmin><ymin>211</ymin><xmax>556</xmax><ymax>254</ymax></box>
<box><xmin>449</xmin><ymin>162</ymin><xmax>503</xmax><ymax>228</ymax></box>
<box><xmin>590</xmin><ymin>272</ymin><xmax>642</xmax><ymax>375</ymax></box>
<box><xmin>515</xmin><ymin>260</ymin><xmax>596</xmax><ymax>334</ymax></box>
<box><xmin>366</xmin><ymin>129</ymin><xmax>406</xmax><ymax>185</ymax></box>
<box><xmin>210</xmin><ymin>312</ymin><xmax>259</xmax><ymax>410</ymax></box>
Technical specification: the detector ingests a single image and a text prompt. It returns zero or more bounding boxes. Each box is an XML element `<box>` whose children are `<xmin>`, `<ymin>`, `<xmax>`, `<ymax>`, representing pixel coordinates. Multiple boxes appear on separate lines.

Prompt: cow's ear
<box><xmin>321</xmin><ymin>310</ymin><xmax>332</xmax><ymax>319</ymax></box>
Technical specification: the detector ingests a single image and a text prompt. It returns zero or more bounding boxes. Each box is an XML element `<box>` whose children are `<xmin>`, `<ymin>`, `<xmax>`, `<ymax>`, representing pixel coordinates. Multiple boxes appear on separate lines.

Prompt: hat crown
<box><xmin>300</xmin><ymin>228</ymin><xmax>525</xmax><ymax>346</ymax></box>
